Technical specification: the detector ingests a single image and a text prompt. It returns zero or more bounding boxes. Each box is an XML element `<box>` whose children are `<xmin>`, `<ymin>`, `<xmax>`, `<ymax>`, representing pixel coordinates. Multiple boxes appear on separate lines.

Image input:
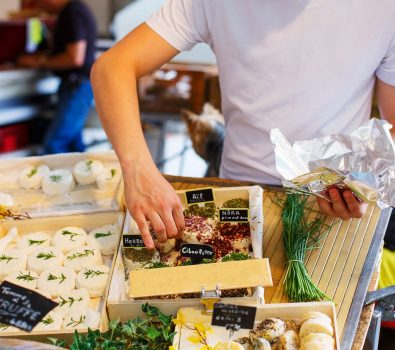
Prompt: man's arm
<box><xmin>18</xmin><ymin>41</ymin><xmax>86</xmax><ymax>70</ymax></box>
<box><xmin>376</xmin><ymin>78</ymin><xmax>395</xmax><ymax>139</ymax></box>
<box><xmin>91</xmin><ymin>23</ymin><xmax>185</xmax><ymax>248</ymax></box>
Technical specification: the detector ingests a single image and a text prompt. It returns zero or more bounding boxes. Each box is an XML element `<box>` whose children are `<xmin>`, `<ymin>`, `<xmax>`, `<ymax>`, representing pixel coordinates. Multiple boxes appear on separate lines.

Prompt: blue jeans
<box><xmin>43</xmin><ymin>77</ymin><xmax>93</xmax><ymax>154</ymax></box>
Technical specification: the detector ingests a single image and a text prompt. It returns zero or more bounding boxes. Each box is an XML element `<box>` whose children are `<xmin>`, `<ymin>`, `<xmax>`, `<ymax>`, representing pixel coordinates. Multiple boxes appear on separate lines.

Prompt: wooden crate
<box><xmin>0</xmin><ymin>211</ymin><xmax>125</xmax><ymax>342</ymax></box>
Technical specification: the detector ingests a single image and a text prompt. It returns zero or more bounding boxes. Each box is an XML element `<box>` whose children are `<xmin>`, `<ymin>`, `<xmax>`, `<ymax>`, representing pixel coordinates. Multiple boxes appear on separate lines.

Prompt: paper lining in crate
<box><xmin>0</xmin><ymin>211</ymin><xmax>125</xmax><ymax>342</ymax></box>
<box><xmin>0</xmin><ymin>150</ymin><xmax>124</xmax><ymax>218</ymax></box>
<box><xmin>173</xmin><ymin>302</ymin><xmax>340</xmax><ymax>350</ymax></box>
<box><xmin>107</xmin><ymin>186</ymin><xmax>272</xmax><ymax>320</ymax></box>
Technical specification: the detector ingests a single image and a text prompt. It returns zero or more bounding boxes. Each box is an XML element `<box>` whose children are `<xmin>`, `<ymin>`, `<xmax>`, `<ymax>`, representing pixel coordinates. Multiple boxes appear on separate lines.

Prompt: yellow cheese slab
<box><xmin>129</xmin><ymin>258</ymin><xmax>272</xmax><ymax>298</ymax></box>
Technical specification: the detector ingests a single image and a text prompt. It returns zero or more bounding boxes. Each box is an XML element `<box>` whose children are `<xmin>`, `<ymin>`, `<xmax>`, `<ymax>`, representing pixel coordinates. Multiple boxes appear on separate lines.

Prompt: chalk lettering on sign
<box><xmin>185</xmin><ymin>188</ymin><xmax>215</xmax><ymax>204</ymax></box>
<box><xmin>219</xmin><ymin>208</ymin><xmax>249</xmax><ymax>223</ymax></box>
<box><xmin>0</xmin><ymin>281</ymin><xmax>58</xmax><ymax>332</ymax></box>
<box><xmin>180</xmin><ymin>243</ymin><xmax>215</xmax><ymax>264</ymax></box>
<box><xmin>123</xmin><ymin>235</ymin><xmax>145</xmax><ymax>248</ymax></box>
<box><xmin>212</xmin><ymin>303</ymin><xmax>256</xmax><ymax>330</ymax></box>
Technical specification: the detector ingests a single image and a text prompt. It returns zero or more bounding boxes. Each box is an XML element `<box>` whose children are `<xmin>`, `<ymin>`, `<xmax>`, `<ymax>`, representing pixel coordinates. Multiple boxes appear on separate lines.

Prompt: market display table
<box><xmin>166</xmin><ymin>175</ymin><xmax>392</xmax><ymax>350</ymax></box>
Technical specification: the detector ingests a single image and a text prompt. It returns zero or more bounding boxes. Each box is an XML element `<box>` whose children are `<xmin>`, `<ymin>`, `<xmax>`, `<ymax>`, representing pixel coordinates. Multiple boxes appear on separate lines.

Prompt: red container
<box><xmin>0</xmin><ymin>122</ymin><xmax>30</xmax><ymax>153</ymax></box>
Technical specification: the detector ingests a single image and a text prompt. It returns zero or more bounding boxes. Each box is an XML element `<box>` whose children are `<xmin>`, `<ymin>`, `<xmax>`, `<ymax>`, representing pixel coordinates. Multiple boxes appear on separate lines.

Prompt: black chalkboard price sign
<box><xmin>0</xmin><ymin>281</ymin><xmax>58</xmax><ymax>332</ymax></box>
<box><xmin>185</xmin><ymin>188</ymin><xmax>215</xmax><ymax>204</ymax></box>
<box><xmin>123</xmin><ymin>235</ymin><xmax>145</xmax><ymax>248</ymax></box>
<box><xmin>219</xmin><ymin>208</ymin><xmax>249</xmax><ymax>223</ymax></box>
<box><xmin>212</xmin><ymin>303</ymin><xmax>257</xmax><ymax>330</ymax></box>
<box><xmin>180</xmin><ymin>243</ymin><xmax>215</xmax><ymax>264</ymax></box>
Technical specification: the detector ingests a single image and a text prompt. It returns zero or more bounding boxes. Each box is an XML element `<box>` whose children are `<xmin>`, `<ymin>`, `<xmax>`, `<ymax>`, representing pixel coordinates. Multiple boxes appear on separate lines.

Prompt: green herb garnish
<box><xmin>66</xmin><ymin>249</ymin><xmax>94</xmax><ymax>261</ymax></box>
<box><xmin>146</xmin><ymin>262</ymin><xmax>169</xmax><ymax>269</ymax></box>
<box><xmin>0</xmin><ymin>255</ymin><xmax>16</xmax><ymax>264</ymax></box>
<box><xmin>37</xmin><ymin>251</ymin><xmax>56</xmax><ymax>260</ymax></box>
<box><xmin>47</xmin><ymin>273</ymin><xmax>67</xmax><ymax>284</ymax></box>
<box><xmin>58</xmin><ymin>296</ymin><xmax>83</xmax><ymax>307</ymax></box>
<box><xmin>184</xmin><ymin>202</ymin><xmax>217</xmax><ymax>219</ymax></box>
<box><xmin>282</xmin><ymin>194</ymin><xmax>332</xmax><ymax>302</ymax></box>
<box><xmin>86</xmin><ymin>160</ymin><xmax>93</xmax><ymax>170</ymax></box>
<box><xmin>83</xmin><ymin>269</ymin><xmax>106</xmax><ymax>279</ymax></box>
<box><xmin>16</xmin><ymin>271</ymin><xmax>37</xmax><ymax>282</ymax></box>
<box><xmin>223</xmin><ymin>198</ymin><xmax>249</xmax><ymax>208</ymax></box>
<box><xmin>50</xmin><ymin>175</ymin><xmax>62</xmax><ymax>183</ymax></box>
<box><xmin>61</xmin><ymin>230</ymin><xmax>80</xmax><ymax>241</ymax></box>
<box><xmin>0</xmin><ymin>323</ymin><xmax>10</xmax><ymax>331</ymax></box>
<box><xmin>94</xmin><ymin>231</ymin><xmax>113</xmax><ymax>239</ymax></box>
<box><xmin>28</xmin><ymin>239</ymin><xmax>47</xmax><ymax>246</ymax></box>
<box><xmin>27</xmin><ymin>167</ymin><xmax>38</xmax><ymax>178</ymax></box>
<box><xmin>47</xmin><ymin>303</ymin><xmax>175</xmax><ymax>349</ymax></box>
<box><xmin>66</xmin><ymin>315</ymin><xmax>85</xmax><ymax>328</ymax></box>
<box><xmin>221</xmin><ymin>252</ymin><xmax>251</xmax><ymax>262</ymax></box>
<box><xmin>42</xmin><ymin>315</ymin><xmax>54</xmax><ymax>326</ymax></box>
<box><xmin>110</xmin><ymin>169</ymin><xmax>116</xmax><ymax>177</ymax></box>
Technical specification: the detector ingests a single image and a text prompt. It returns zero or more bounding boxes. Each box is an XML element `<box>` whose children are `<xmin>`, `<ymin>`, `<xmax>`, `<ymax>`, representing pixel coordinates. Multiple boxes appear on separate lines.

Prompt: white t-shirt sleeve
<box><xmin>145</xmin><ymin>0</ymin><xmax>210</xmax><ymax>52</ymax></box>
<box><xmin>376</xmin><ymin>33</ymin><xmax>395</xmax><ymax>86</ymax></box>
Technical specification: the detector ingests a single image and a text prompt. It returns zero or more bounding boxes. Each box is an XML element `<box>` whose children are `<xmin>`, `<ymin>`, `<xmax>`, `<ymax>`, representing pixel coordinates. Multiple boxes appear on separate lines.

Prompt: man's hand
<box><xmin>317</xmin><ymin>188</ymin><xmax>368</xmax><ymax>220</ymax></box>
<box><xmin>123</xmin><ymin>161</ymin><xmax>185</xmax><ymax>249</ymax></box>
<box><xmin>17</xmin><ymin>54</ymin><xmax>43</xmax><ymax>68</ymax></box>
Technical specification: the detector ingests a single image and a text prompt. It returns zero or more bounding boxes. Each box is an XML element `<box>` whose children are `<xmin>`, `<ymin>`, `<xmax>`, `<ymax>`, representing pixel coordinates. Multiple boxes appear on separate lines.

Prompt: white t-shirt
<box><xmin>146</xmin><ymin>0</ymin><xmax>395</xmax><ymax>184</ymax></box>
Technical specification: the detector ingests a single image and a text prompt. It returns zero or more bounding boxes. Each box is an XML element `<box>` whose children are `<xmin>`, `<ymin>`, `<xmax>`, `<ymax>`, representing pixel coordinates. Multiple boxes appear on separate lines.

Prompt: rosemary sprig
<box><xmin>42</xmin><ymin>315</ymin><xmax>54</xmax><ymax>326</ymax></box>
<box><xmin>27</xmin><ymin>168</ymin><xmax>38</xmax><ymax>178</ymax></box>
<box><xmin>94</xmin><ymin>231</ymin><xmax>113</xmax><ymax>239</ymax></box>
<box><xmin>86</xmin><ymin>160</ymin><xmax>93</xmax><ymax>170</ymax></box>
<box><xmin>0</xmin><ymin>254</ymin><xmax>16</xmax><ymax>264</ymax></box>
<box><xmin>37</xmin><ymin>251</ymin><xmax>56</xmax><ymax>260</ymax></box>
<box><xmin>61</xmin><ymin>230</ymin><xmax>80</xmax><ymax>242</ymax></box>
<box><xmin>66</xmin><ymin>315</ymin><xmax>85</xmax><ymax>328</ymax></box>
<box><xmin>50</xmin><ymin>175</ymin><xmax>62</xmax><ymax>183</ymax></box>
<box><xmin>58</xmin><ymin>296</ymin><xmax>83</xmax><ymax>307</ymax></box>
<box><xmin>28</xmin><ymin>239</ymin><xmax>47</xmax><ymax>246</ymax></box>
<box><xmin>16</xmin><ymin>271</ymin><xmax>37</xmax><ymax>282</ymax></box>
<box><xmin>47</xmin><ymin>273</ymin><xmax>67</xmax><ymax>284</ymax></box>
<box><xmin>110</xmin><ymin>168</ymin><xmax>116</xmax><ymax>177</ymax></box>
<box><xmin>0</xmin><ymin>206</ymin><xmax>31</xmax><ymax>220</ymax></box>
<box><xmin>66</xmin><ymin>249</ymin><xmax>94</xmax><ymax>261</ymax></box>
<box><xmin>83</xmin><ymin>269</ymin><xmax>106</xmax><ymax>279</ymax></box>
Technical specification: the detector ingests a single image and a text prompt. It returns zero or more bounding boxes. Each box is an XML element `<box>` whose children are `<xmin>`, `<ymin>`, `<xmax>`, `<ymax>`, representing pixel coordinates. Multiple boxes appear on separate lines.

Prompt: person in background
<box><xmin>91</xmin><ymin>1</ymin><xmax>395</xmax><ymax>247</ymax></box>
<box><xmin>18</xmin><ymin>0</ymin><xmax>97</xmax><ymax>154</ymax></box>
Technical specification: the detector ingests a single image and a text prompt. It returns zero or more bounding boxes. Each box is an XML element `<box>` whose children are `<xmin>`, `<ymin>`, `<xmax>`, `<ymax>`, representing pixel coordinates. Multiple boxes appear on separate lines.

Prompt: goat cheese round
<box><xmin>76</xmin><ymin>264</ymin><xmax>110</xmax><ymax>297</ymax></box>
<box><xmin>17</xmin><ymin>232</ymin><xmax>50</xmax><ymax>254</ymax></box>
<box><xmin>4</xmin><ymin>269</ymin><xmax>38</xmax><ymax>290</ymax></box>
<box><xmin>18</xmin><ymin>165</ymin><xmax>50</xmax><ymax>190</ymax></box>
<box><xmin>52</xmin><ymin>226</ymin><xmax>87</xmax><ymax>253</ymax></box>
<box><xmin>0</xmin><ymin>193</ymin><xmax>13</xmax><ymax>206</ymax></box>
<box><xmin>73</xmin><ymin>160</ymin><xmax>104</xmax><ymax>185</ymax></box>
<box><xmin>64</xmin><ymin>246</ymin><xmax>103</xmax><ymax>272</ymax></box>
<box><xmin>34</xmin><ymin>311</ymin><xmax>63</xmax><ymax>331</ymax></box>
<box><xmin>37</xmin><ymin>267</ymin><xmax>76</xmax><ymax>297</ymax></box>
<box><xmin>54</xmin><ymin>288</ymin><xmax>90</xmax><ymax>318</ymax></box>
<box><xmin>96</xmin><ymin>167</ymin><xmax>121</xmax><ymax>191</ymax></box>
<box><xmin>28</xmin><ymin>246</ymin><xmax>64</xmax><ymax>274</ymax></box>
<box><xmin>0</xmin><ymin>248</ymin><xmax>27</xmax><ymax>279</ymax></box>
<box><xmin>42</xmin><ymin>169</ymin><xmax>75</xmax><ymax>195</ymax></box>
<box><xmin>86</xmin><ymin>224</ymin><xmax>120</xmax><ymax>255</ymax></box>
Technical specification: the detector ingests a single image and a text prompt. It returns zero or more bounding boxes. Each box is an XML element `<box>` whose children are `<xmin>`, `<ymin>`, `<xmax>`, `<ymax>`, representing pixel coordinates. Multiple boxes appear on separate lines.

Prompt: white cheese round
<box><xmin>18</xmin><ymin>165</ymin><xmax>50</xmax><ymax>190</ymax></box>
<box><xmin>52</xmin><ymin>226</ymin><xmax>87</xmax><ymax>253</ymax></box>
<box><xmin>86</xmin><ymin>224</ymin><xmax>120</xmax><ymax>255</ymax></box>
<box><xmin>42</xmin><ymin>169</ymin><xmax>75</xmax><ymax>195</ymax></box>
<box><xmin>4</xmin><ymin>269</ymin><xmax>38</xmax><ymax>290</ymax></box>
<box><xmin>17</xmin><ymin>232</ymin><xmax>50</xmax><ymax>254</ymax></box>
<box><xmin>54</xmin><ymin>288</ymin><xmax>90</xmax><ymax>318</ymax></box>
<box><xmin>0</xmin><ymin>248</ymin><xmax>27</xmax><ymax>279</ymax></box>
<box><xmin>28</xmin><ymin>246</ymin><xmax>64</xmax><ymax>274</ymax></box>
<box><xmin>64</xmin><ymin>246</ymin><xmax>103</xmax><ymax>272</ymax></box>
<box><xmin>37</xmin><ymin>267</ymin><xmax>76</xmax><ymax>298</ymax></box>
<box><xmin>33</xmin><ymin>311</ymin><xmax>63</xmax><ymax>331</ymax></box>
<box><xmin>0</xmin><ymin>193</ymin><xmax>13</xmax><ymax>207</ymax></box>
<box><xmin>73</xmin><ymin>160</ymin><xmax>104</xmax><ymax>185</ymax></box>
<box><xmin>96</xmin><ymin>167</ymin><xmax>121</xmax><ymax>191</ymax></box>
<box><xmin>76</xmin><ymin>264</ymin><xmax>110</xmax><ymax>297</ymax></box>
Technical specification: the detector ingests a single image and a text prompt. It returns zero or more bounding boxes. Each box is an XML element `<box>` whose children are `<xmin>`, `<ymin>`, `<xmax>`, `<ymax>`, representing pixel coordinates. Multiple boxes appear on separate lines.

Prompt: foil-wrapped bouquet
<box><xmin>270</xmin><ymin>118</ymin><xmax>395</xmax><ymax>208</ymax></box>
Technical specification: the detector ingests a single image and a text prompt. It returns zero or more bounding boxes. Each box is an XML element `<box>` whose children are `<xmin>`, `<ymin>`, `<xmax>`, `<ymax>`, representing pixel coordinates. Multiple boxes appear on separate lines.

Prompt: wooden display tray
<box><xmin>0</xmin><ymin>151</ymin><xmax>124</xmax><ymax>218</ymax></box>
<box><xmin>173</xmin><ymin>302</ymin><xmax>340</xmax><ymax>349</ymax></box>
<box><xmin>0</xmin><ymin>211</ymin><xmax>125</xmax><ymax>343</ymax></box>
<box><xmin>129</xmin><ymin>259</ymin><xmax>272</xmax><ymax>298</ymax></box>
<box><xmin>107</xmin><ymin>185</ymin><xmax>268</xmax><ymax>320</ymax></box>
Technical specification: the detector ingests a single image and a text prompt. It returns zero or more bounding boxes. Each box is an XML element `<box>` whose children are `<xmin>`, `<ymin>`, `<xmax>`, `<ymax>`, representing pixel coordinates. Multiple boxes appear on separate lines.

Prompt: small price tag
<box><xmin>0</xmin><ymin>281</ymin><xmax>58</xmax><ymax>332</ymax></box>
<box><xmin>180</xmin><ymin>243</ymin><xmax>215</xmax><ymax>264</ymax></box>
<box><xmin>212</xmin><ymin>303</ymin><xmax>256</xmax><ymax>330</ymax></box>
<box><xmin>219</xmin><ymin>208</ymin><xmax>249</xmax><ymax>222</ymax></box>
<box><xmin>185</xmin><ymin>188</ymin><xmax>214</xmax><ymax>204</ymax></box>
<box><xmin>123</xmin><ymin>235</ymin><xmax>145</xmax><ymax>248</ymax></box>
